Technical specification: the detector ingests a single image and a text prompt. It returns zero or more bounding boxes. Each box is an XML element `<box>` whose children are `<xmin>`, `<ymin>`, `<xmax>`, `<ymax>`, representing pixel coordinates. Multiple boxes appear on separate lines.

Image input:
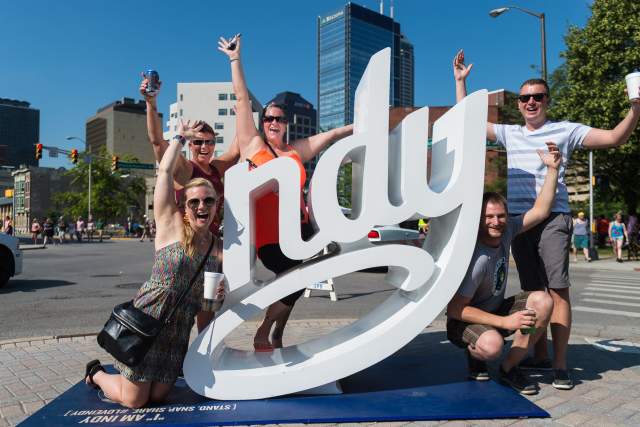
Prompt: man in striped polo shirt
<box><xmin>453</xmin><ymin>49</ymin><xmax>640</xmax><ymax>390</ymax></box>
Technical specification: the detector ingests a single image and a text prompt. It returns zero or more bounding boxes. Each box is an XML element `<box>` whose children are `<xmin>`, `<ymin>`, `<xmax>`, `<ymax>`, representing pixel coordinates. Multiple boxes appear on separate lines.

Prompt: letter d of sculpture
<box><xmin>184</xmin><ymin>48</ymin><xmax>488</xmax><ymax>400</ymax></box>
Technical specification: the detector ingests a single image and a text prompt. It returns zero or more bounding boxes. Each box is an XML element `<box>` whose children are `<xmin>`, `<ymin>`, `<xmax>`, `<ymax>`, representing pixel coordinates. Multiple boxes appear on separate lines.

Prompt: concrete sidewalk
<box><xmin>1</xmin><ymin>319</ymin><xmax>639</xmax><ymax>426</ymax></box>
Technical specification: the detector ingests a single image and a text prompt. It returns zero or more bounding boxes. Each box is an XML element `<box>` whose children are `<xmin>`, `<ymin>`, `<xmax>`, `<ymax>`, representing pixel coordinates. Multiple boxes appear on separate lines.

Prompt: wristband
<box><xmin>173</xmin><ymin>135</ymin><xmax>186</xmax><ymax>146</ymax></box>
<box><xmin>230</xmin><ymin>58</ymin><xmax>239</xmax><ymax>63</ymax></box>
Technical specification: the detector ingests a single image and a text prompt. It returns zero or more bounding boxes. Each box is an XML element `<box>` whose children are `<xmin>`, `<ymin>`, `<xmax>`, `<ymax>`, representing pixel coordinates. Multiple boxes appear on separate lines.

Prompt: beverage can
<box><xmin>145</xmin><ymin>69</ymin><xmax>160</xmax><ymax>96</ymax></box>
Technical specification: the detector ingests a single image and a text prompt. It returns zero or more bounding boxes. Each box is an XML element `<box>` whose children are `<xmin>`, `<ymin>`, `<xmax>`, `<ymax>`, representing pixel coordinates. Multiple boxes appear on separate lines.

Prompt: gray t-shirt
<box><xmin>455</xmin><ymin>215</ymin><xmax>524</xmax><ymax>313</ymax></box>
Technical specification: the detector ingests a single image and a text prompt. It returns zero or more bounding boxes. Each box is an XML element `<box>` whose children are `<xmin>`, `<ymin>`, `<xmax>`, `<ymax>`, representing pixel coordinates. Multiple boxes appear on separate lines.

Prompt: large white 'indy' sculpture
<box><xmin>184</xmin><ymin>48</ymin><xmax>488</xmax><ymax>400</ymax></box>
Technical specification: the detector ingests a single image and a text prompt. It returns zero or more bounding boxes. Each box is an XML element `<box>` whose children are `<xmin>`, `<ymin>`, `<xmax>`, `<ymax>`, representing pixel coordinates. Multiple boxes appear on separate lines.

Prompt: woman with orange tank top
<box><xmin>219</xmin><ymin>35</ymin><xmax>353</xmax><ymax>351</ymax></box>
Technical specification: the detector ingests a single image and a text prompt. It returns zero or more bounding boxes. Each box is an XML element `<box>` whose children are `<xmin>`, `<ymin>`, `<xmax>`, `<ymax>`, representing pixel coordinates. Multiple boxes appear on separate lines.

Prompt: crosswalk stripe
<box><xmin>574</xmin><ymin>306</ymin><xmax>640</xmax><ymax>318</ymax></box>
<box><xmin>582</xmin><ymin>292</ymin><xmax>640</xmax><ymax>301</ymax></box>
<box><xmin>587</xmin><ymin>283</ymin><xmax>640</xmax><ymax>290</ymax></box>
<box><xmin>590</xmin><ymin>277</ymin><xmax>639</xmax><ymax>283</ymax></box>
<box><xmin>585</xmin><ymin>287</ymin><xmax>640</xmax><ymax>295</ymax></box>
<box><xmin>581</xmin><ymin>298</ymin><xmax>640</xmax><ymax>308</ymax></box>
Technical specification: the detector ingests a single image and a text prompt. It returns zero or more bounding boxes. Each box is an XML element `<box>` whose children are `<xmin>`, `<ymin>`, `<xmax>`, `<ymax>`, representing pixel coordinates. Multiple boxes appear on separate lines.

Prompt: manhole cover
<box><xmin>116</xmin><ymin>283</ymin><xmax>140</xmax><ymax>289</ymax></box>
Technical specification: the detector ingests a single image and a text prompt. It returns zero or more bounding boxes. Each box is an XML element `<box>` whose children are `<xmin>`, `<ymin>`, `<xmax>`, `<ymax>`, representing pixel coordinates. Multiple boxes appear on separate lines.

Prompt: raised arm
<box><xmin>153</xmin><ymin>120</ymin><xmax>192</xmax><ymax>247</ymax></box>
<box><xmin>140</xmin><ymin>75</ymin><xmax>193</xmax><ymax>185</ymax></box>
<box><xmin>218</xmin><ymin>35</ymin><xmax>262</xmax><ymax>161</ymax></box>
<box><xmin>453</xmin><ymin>49</ymin><xmax>496</xmax><ymax>141</ymax></box>
<box><xmin>521</xmin><ymin>142</ymin><xmax>561</xmax><ymax>232</ymax></box>
<box><xmin>291</xmin><ymin>124</ymin><xmax>353</xmax><ymax>163</ymax></box>
<box><xmin>582</xmin><ymin>92</ymin><xmax>640</xmax><ymax>149</ymax></box>
<box><xmin>211</xmin><ymin>135</ymin><xmax>240</xmax><ymax>176</ymax></box>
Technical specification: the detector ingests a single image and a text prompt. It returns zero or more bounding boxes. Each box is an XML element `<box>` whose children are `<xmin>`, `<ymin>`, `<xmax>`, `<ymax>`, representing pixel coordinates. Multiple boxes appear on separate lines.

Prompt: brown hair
<box><xmin>520</xmin><ymin>78</ymin><xmax>550</xmax><ymax>97</ymax></box>
<box><xmin>482</xmin><ymin>192</ymin><xmax>508</xmax><ymax>215</ymax></box>
<box><xmin>181</xmin><ymin>177</ymin><xmax>217</xmax><ymax>258</ymax></box>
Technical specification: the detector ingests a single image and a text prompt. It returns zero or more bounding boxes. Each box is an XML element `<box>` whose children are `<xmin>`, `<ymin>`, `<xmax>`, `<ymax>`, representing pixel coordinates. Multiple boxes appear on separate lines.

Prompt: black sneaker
<box><xmin>552</xmin><ymin>369</ymin><xmax>574</xmax><ymax>390</ymax></box>
<box><xmin>519</xmin><ymin>357</ymin><xmax>553</xmax><ymax>371</ymax></box>
<box><xmin>466</xmin><ymin>350</ymin><xmax>489</xmax><ymax>381</ymax></box>
<box><xmin>499</xmin><ymin>366</ymin><xmax>538</xmax><ymax>395</ymax></box>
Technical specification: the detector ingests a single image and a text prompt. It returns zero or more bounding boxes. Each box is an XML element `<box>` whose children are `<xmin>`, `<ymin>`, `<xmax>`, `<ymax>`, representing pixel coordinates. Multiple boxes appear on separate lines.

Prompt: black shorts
<box><xmin>257</xmin><ymin>222</ymin><xmax>314</xmax><ymax>307</ymax></box>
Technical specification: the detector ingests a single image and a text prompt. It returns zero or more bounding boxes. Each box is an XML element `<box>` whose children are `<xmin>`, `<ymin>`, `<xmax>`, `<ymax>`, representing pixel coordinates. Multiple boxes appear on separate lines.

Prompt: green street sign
<box><xmin>117</xmin><ymin>161</ymin><xmax>155</xmax><ymax>170</ymax></box>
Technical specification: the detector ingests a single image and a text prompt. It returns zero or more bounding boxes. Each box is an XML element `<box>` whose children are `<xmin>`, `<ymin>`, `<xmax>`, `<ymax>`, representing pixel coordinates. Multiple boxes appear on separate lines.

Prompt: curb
<box><xmin>0</xmin><ymin>332</ymin><xmax>99</xmax><ymax>349</ymax></box>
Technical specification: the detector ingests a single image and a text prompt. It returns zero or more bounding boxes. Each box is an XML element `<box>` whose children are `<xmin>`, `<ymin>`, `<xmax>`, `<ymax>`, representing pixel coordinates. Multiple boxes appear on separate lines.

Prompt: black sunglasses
<box><xmin>191</xmin><ymin>140</ymin><xmax>215</xmax><ymax>146</ymax></box>
<box><xmin>262</xmin><ymin>115</ymin><xmax>288</xmax><ymax>124</ymax></box>
<box><xmin>186</xmin><ymin>197</ymin><xmax>216</xmax><ymax>210</ymax></box>
<box><xmin>518</xmin><ymin>93</ymin><xmax>547</xmax><ymax>103</ymax></box>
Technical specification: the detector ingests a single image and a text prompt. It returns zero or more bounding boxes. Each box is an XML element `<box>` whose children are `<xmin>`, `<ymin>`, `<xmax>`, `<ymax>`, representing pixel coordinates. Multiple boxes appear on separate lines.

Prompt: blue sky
<box><xmin>1</xmin><ymin>1</ymin><xmax>592</xmax><ymax>168</ymax></box>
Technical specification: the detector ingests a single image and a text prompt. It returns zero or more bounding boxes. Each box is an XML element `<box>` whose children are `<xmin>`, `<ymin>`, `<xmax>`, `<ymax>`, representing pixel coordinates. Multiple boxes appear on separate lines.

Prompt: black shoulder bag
<box><xmin>97</xmin><ymin>238</ymin><xmax>215</xmax><ymax>367</ymax></box>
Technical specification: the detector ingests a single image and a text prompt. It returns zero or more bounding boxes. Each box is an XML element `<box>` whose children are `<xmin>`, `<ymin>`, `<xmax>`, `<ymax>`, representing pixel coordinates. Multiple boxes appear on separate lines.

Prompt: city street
<box><xmin>1</xmin><ymin>240</ymin><xmax>639</xmax><ymax>342</ymax></box>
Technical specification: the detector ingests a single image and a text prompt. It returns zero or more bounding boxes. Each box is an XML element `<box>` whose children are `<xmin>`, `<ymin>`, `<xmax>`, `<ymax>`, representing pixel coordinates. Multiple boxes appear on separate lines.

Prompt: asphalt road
<box><xmin>1</xmin><ymin>240</ymin><xmax>639</xmax><ymax>341</ymax></box>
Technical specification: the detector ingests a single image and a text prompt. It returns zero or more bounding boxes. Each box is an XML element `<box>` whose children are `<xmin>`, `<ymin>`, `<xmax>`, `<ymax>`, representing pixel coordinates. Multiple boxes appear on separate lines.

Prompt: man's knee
<box><xmin>527</xmin><ymin>291</ymin><xmax>553</xmax><ymax>322</ymax></box>
<box><xmin>473</xmin><ymin>331</ymin><xmax>504</xmax><ymax>360</ymax></box>
<box><xmin>550</xmin><ymin>287</ymin><xmax>571</xmax><ymax>304</ymax></box>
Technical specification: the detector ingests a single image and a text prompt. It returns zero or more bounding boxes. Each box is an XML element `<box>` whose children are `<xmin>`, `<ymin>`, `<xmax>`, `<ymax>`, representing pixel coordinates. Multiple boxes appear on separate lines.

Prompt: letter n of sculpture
<box><xmin>184</xmin><ymin>48</ymin><xmax>488</xmax><ymax>400</ymax></box>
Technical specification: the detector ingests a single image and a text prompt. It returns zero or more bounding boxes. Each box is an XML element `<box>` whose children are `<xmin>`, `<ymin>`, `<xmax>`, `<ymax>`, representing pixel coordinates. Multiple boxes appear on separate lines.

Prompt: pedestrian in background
<box><xmin>76</xmin><ymin>216</ymin><xmax>86</xmax><ymax>242</ymax></box>
<box><xmin>42</xmin><ymin>217</ymin><xmax>54</xmax><ymax>248</ymax></box>
<box><xmin>609</xmin><ymin>213</ymin><xmax>628</xmax><ymax>263</ymax></box>
<box><xmin>96</xmin><ymin>218</ymin><xmax>104</xmax><ymax>242</ymax></box>
<box><xmin>139</xmin><ymin>216</ymin><xmax>152</xmax><ymax>242</ymax></box>
<box><xmin>596</xmin><ymin>214</ymin><xmax>609</xmax><ymax>248</ymax></box>
<box><xmin>31</xmin><ymin>218</ymin><xmax>41</xmax><ymax>245</ymax></box>
<box><xmin>56</xmin><ymin>215</ymin><xmax>67</xmax><ymax>244</ymax></box>
<box><xmin>572</xmin><ymin>212</ymin><xmax>591</xmax><ymax>262</ymax></box>
<box><xmin>87</xmin><ymin>215</ymin><xmax>95</xmax><ymax>242</ymax></box>
<box><xmin>2</xmin><ymin>216</ymin><xmax>13</xmax><ymax>235</ymax></box>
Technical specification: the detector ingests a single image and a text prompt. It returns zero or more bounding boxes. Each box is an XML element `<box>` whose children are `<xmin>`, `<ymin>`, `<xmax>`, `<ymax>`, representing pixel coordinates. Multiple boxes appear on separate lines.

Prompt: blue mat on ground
<box><xmin>19</xmin><ymin>331</ymin><xmax>549</xmax><ymax>426</ymax></box>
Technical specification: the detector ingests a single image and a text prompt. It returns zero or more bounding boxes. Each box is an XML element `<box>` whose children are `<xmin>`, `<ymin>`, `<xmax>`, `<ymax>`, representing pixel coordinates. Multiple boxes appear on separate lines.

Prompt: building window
<box><xmin>180</xmin><ymin>94</ymin><xmax>183</xmax><ymax>101</ymax></box>
<box><xmin>218</xmin><ymin>93</ymin><xmax>228</xmax><ymax>101</ymax></box>
<box><xmin>215</xmin><ymin>136</ymin><xmax>224</xmax><ymax>144</ymax></box>
<box><xmin>218</xmin><ymin>108</ymin><xmax>227</xmax><ymax>116</ymax></box>
<box><xmin>180</xmin><ymin>109</ymin><xmax>183</xmax><ymax>116</ymax></box>
<box><xmin>230</xmin><ymin>93</ymin><xmax>236</xmax><ymax>100</ymax></box>
<box><xmin>214</xmin><ymin>122</ymin><xmax>224</xmax><ymax>130</ymax></box>
<box><xmin>230</xmin><ymin>109</ymin><xmax>236</xmax><ymax>116</ymax></box>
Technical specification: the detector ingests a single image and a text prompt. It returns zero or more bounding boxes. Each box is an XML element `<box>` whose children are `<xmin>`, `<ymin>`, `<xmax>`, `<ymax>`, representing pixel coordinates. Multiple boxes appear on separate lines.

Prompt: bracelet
<box><xmin>173</xmin><ymin>135</ymin><xmax>186</xmax><ymax>146</ymax></box>
<box><xmin>230</xmin><ymin>58</ymin><xmax>239</xmax><ymax>63</ymax></box>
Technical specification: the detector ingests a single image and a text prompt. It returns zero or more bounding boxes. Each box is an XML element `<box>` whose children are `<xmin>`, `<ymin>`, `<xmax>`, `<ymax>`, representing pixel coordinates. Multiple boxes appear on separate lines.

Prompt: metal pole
<box><xmin>541</xmin><ymin>13</ymin><xmax>547</xmax><ymax>82</ymax></box>
<box><xmin>589</xmin><ymin>150</ymin><xmax>594</xmax><ymax>253</ymax></box>
<box><xmin>88</xmin><ymin>144</ymin><xmax>92</xmax><ymax>220</ymax></box>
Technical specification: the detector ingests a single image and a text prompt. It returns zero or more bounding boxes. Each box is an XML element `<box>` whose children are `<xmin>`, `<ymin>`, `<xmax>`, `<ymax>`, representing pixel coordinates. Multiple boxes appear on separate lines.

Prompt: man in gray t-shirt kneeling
<box><xmin>446</xmin><ymin>143</ymin><xmax>560</xmax><ymax>395</ymax></box>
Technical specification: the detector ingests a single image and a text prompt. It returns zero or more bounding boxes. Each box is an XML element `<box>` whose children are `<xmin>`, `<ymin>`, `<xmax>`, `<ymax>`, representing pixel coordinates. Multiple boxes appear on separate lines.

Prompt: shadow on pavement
<box><xmin>0</xmin><ymin>279</ymin><xmax>76</xmax><ymax>294</ymax></box>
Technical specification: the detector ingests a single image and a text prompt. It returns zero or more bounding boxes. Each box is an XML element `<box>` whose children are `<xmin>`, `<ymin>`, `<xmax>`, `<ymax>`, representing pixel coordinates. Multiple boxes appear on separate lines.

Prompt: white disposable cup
<box><xmin>204</xmin><ymin>272</ymin><xmax>225</xmax><ymax>300</ymax></box>
<box><xmin>625</xmin><ymin>71</ymin><xmax>640</xmax><ymax>100</ymax></box>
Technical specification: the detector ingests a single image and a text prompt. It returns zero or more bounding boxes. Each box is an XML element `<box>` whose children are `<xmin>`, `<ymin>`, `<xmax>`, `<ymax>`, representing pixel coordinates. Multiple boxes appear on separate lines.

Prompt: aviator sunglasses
<box><xmin>518</xmin><ymin>93</ymin><xmax>547</xmax><ymax>103</ymax></box>
<box><xmin>262</xmin><ymin>115</ymin><xmax>288</xmax><ymax>124</ymax></box>
<box><xmin>186</xmin><ymin>197</ymin><xmax>216</xmax><ymax>210</ymax></box>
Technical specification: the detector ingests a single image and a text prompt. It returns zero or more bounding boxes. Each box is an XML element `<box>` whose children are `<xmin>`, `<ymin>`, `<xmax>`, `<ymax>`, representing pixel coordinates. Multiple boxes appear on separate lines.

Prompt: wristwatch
<box><xmin>173</xmin><ymin>135</ymin><xmax>186</xmax><ymax>146</ymax></box>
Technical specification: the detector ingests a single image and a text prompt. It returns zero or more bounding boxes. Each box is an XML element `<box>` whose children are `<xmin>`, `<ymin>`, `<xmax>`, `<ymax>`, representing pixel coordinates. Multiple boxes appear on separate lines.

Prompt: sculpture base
<box><xmin>20</xmin><ymin>331</ymin><xmax>548</xmax><ymax>426</ymax></box>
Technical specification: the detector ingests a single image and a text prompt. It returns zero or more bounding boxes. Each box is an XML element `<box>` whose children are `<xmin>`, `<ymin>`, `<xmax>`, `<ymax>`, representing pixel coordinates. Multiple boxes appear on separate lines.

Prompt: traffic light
<box><xmin>111</xmin><ymin>156</ymin><xmax>119</xmax><ymax>172</ymax></box>
<box><xmin>70</xmin><ymin>149</ymin><xmax>79</xmax><ymax>165</ymax></box>
<box><xmin>35</xmin><ymin>143</ymin><xmax>43</xmax><ymax>160</ymax></box>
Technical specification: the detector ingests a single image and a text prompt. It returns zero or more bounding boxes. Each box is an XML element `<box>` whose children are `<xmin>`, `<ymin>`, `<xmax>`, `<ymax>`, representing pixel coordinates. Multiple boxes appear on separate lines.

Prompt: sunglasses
<box><xmin>518</xmin><ymin>93</ymin><xmax>547</xmax><ymax>103</ymax></box>
<box><xmin>186</xmin><ymin>197</ymin><xmax>216</xmax><ymax>210</ymax></box>
<box><xmin>262</xmin><ymin>115</ymin><xmax>288</xmax><ymax>124</ymax></box>
<box><xmin>191</xmin><ymin>140</ymin><xmax>215</xmax><ymax>146</ymax></box>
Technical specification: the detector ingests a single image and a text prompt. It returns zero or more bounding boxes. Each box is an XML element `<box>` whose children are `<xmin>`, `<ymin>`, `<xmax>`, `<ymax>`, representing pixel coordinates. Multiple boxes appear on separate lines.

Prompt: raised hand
<box><xmin>177</xmin><ymin>119</ymin><xmax>205</xmax><ymax>140</ymax></box>
<box><xmin>453</xmin><ymin>49</ymin><xmax>473</xmax><ymax>82</ymax></box>
<box><xmin>218</xmin><ymin>34</ymin><xmax>241</xmax><ymax>60</ymax></box>
<box><xmin>139</xmin><ymin>72</ymin><xmax>161</xmax><ymax>102</ymax></box>
<box><xmin>537</xmin><ymin>141</ymin><xmax>562</xmax><ymax>170</ymax></box>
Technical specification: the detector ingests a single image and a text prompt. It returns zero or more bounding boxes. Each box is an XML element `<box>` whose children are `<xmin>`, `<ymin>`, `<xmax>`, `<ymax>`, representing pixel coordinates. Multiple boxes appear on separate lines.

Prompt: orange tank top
<box><xmin>249</xmin><ymin>147</ymin><xmax>307</xmax><ymax>249</ymax></box>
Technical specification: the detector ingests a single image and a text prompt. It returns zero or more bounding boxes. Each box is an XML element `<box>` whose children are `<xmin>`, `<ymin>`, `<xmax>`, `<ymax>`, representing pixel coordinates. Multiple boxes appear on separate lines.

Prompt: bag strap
<box><xmin>265</xmin><ymin>142</ymin><xmax>279</xmax><ymax>158</ymax></box>
<box><xmin>162</xmin><ymin>237</ymin><xmax>216</xmax><ymax>325</ymax></box>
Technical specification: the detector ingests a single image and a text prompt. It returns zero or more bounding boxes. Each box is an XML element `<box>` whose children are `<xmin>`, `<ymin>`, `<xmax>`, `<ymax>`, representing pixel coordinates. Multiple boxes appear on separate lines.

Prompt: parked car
<box><xmin>367</xmin><ymin>225</ymin><xmax>422</xmax><ymax>246</ymax></box>
<box><xmin>0</xmin><ymin>233</ymin><xmax>22</xmax><ymax>288</ymax></box>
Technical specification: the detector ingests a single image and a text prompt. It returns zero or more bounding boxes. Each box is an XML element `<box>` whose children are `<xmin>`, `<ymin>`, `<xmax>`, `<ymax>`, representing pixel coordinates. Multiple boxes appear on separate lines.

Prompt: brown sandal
<box><xmin>84</xmin><ymin>360</ymin><xmax>105</xmax><ymax>389</ymax></box>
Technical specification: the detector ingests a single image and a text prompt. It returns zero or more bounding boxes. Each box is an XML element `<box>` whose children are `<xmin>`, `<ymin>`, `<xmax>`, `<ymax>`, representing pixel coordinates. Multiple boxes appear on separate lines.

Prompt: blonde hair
<box><xmin>182</xmin><ymin>177</ymin><xmax>217</xmax><ymax>258</ymax></box>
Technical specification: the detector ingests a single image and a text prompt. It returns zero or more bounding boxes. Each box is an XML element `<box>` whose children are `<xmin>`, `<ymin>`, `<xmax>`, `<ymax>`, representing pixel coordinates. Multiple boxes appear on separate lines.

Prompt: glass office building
<box><xmin>317</xmin><ymin>2</ymin><xmax>414</xmax><ymax>131</ymax></box>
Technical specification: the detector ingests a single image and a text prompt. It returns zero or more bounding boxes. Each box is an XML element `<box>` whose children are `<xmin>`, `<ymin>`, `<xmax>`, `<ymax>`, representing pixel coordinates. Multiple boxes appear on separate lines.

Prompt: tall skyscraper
<box><xmin>0</xmin><ymin>98</ymin><xmax>40</xmax><ymax>167</ymax></box>
<box><xmin>317</xmin><ymin>2</ymin><xmax>414</xmax><ymax>131</ymax></box>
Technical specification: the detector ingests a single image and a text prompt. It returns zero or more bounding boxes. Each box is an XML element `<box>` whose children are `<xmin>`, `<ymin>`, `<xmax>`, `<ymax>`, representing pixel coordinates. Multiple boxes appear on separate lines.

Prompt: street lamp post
<box><xmin>489</xmin><ymin>6</ymin><xmax>547</xmax><ymax>82</ymax></box>
<box><xmin>66</xmin><ymin>136</ymin><xmax>91</xmax><ymax>220</ymax></box>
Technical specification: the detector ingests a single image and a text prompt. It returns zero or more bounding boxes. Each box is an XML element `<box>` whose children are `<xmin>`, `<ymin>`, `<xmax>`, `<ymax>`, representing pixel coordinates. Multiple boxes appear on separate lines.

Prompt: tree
<box><xmin>550</xmin><ymin>0</ymin><xmax>640</xmax><ymax>214</ymax></box>
<box><xmin>52</xmin><ymin>147</ymin><xmax>146</xmax><ymax>223</ymax></box>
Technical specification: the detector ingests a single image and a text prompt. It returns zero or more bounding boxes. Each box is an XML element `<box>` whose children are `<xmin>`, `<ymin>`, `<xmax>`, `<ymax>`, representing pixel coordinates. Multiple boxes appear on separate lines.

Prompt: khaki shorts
<box><xmin>511</xmin><ymin>212</ymin><xmax>573</xmax><ymax>290</ymax></box>
<box><xmin>447</xmin><ymin>291</ymin><xmax>531</xmax><ymax>349</ymax></box>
